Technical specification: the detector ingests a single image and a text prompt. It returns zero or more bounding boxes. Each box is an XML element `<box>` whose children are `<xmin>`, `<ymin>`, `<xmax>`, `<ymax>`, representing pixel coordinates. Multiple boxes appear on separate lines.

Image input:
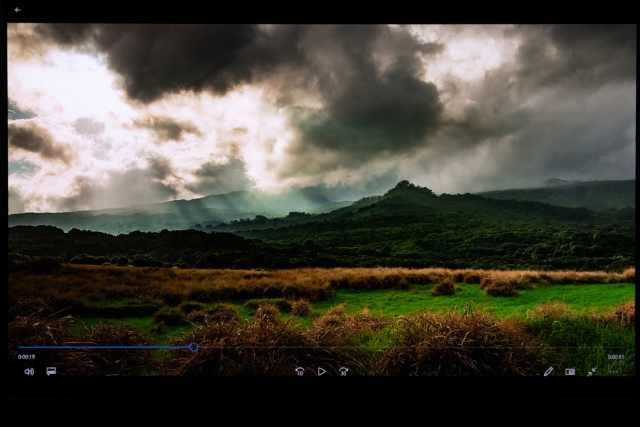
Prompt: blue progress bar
<box><xmin>17</xmin><ymin>342</ymin><xmax>199</xmax><ymax>353</ymax></box>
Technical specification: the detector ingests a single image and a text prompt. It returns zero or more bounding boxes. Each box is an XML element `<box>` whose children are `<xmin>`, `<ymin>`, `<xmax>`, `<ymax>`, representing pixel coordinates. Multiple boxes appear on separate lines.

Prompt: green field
<box><xmin>74</xmin><ymin>282</ymin><xmax>635</xmax><ymax>337</ymax></box>
<box><xmin>9</xmin><ymin>262</ymin><xmax>635</xmax><ymax>376</ymax></box>
<box><xmin>316</xmin><ymin>283</ymin><xmax>635</xmax><ymax>317</ymax></box>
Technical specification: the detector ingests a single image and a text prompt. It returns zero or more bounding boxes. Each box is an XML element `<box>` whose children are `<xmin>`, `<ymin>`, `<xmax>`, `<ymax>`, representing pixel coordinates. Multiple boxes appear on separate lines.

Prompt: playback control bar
<box><xmin>17</xmin><ymin>343</ymin><xmax>200</xmax><ymax>353</ymax></box>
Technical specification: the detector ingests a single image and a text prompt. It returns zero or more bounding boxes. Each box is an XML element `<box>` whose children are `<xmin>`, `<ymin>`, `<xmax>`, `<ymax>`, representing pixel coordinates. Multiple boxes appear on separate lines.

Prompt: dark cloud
<box><xmin>421</xmin><ymin>24</ymin><xmax>637</xmax><ymax>192</ymax></box>
<box><xmin>278</xmin><ymin>26</ymin><xmax>444</xmax><ymax>172</ymax></box>
<box><xmin>72</xmin><ymin>117</ymin><xmax>105</xmax><ymax>136</ymax></box>
<box><xmin>133</xmin><ymin>115</ymin><xmax>202</xmax><ymax>142</ymax></box>
<box><xmin>11</xmin><ymin>24</ymin><xmax>637</xmax><ymax>197</ymax></box>
<box><xmin>8</xmin><ymin>122</ymin><xmax>72</xmax><ymax>164</ymax></box>
<box><xmin>27</xmin><ymin>24</ymin><xmax>305</xmax><ymax>102</ymax></box>
<box><xmin>512</xmin><ymin>24</ymin><xmax>636</xmax><ymax>91</ymax></box>
<box><xmin>25</xmin><ymin>24</ymin><xmax>444</xmax><ymax>165</ymax></box>
<box><xmin>185</xmin><ymin>158</ymin><xmax>253</xmax><ymax>195</ymax></box>
<box><xmin>492</xmin><ymin>83</ymin><xmax>635</xmax><ymax>183</ymax></box>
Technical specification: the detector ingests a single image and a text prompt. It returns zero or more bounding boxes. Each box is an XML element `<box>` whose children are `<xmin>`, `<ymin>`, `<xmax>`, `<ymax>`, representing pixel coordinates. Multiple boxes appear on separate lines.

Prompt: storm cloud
<box><xmin>427</xmin><ymin>24</ymin><xmax>637</xmax><ymax>190</ymax></box>
<box><xmin>21</xmin><ymin>24</ymin><xmax>445</xmax><ymax>164</ymax></box>
<box><xmin>512</xmin><ymin>24</ymin><xmax>636</xmax><ymax>91</ymax></box>
<box><xmin>7</xmin><ymin>24</ymin><xmax>637</xmax><ymax>212</ymax></box>
<box><xmin>26</xmin><ymin>24</ymin><xmax>303</xmax><ymax>102</ymax></box>
<box><xmin>8</xmin><ymin>122</ymin><xmax>73</xmax><ymax>164</ymax></box>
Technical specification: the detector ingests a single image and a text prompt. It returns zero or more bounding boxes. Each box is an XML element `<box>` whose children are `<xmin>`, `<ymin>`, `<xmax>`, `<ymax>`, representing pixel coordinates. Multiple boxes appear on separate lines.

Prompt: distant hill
<box><xmin>9</xmin><ymin>181</ymin><xmax>634</xmax><ymax>270</ymax></box>
<box><xmin>216</xmin><ymin>180</ymin><xmax>600</xmax><ymax>233</ymax></box>
<box><xmin>7</xmin><ymin>188</ymin><xmax>352</xmax><ymax>234</ymax></box>
<box><xmin>213</xmin><ymin>180</ymin><xmax>634</xmax><ymax>270</ymax></box>
<box><xmin>479</xmin><ymin>179</ymin><xmax>635</xmax><ymax>211</ymax></box>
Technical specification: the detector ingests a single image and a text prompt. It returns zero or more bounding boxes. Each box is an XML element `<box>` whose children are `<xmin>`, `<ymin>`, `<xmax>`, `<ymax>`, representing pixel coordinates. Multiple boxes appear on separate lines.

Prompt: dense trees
<box><xmin>7</xmin><ymin>182</ymin><xmax>635</xmax><ymax>271</ymax></box>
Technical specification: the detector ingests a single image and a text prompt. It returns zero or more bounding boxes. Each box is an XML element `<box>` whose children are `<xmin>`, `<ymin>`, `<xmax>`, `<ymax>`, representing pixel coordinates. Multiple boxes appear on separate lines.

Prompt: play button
<box><xmin>317</xmin><ymin>367</ymin><xmax>327</xmax><ymax>376</ymax></box>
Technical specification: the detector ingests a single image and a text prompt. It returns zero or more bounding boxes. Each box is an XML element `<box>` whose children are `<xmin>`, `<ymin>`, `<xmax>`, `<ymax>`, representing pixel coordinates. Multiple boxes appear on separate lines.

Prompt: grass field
<box><xmin>8</xmin><ymin>264</ymin><xmax>636</xmax><ymax>376</ymax></box>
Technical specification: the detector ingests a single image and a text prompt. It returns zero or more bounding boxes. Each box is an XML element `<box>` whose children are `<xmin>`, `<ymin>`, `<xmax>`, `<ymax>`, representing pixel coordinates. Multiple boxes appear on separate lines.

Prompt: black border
<box><xmin>9</xmin><ymin>377</ymin><xmax>640</xmax><ymax>401</ymax></box>
<box><xmin>4</xmin><ymin>1</ymin><xmax>639</xmax><ymax>402</ymax></box>
<box><xmin>3</xmin><ymin>1</ymin><xmax>638</xmax><ymax>23</ymax></box>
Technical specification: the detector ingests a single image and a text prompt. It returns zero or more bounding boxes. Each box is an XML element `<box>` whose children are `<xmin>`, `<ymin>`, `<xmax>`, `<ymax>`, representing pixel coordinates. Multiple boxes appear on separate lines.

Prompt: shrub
<box><xmin>8</xmin><ymin>315</ymin><xmax>70</xmax><ymax>348</ymax></box>
<box><xmin>186</xmin><ymin>310</ymin><xmax>208</xmax><ymax>323</ymax></box>
<box><xmin>153</xmin><ymin>307</ymin><xmax>187</xmax><ymax>326</ymax></box>
<box><xmin>8</xmin><ymin>315</ymin><xmax>153</xmax><ymax>376</ymax></box>
<box><xmin>621</xmin><ymin>268</ymin><xmax>635</xmax><ymax>283</ymax></box>
<box><xmin>479</xmin><ymin>277</ymin><xmax>494</xmax><ymax>290</ymax></box>
<box><xmin>312</xmin><ymin>304</ymin><xmax>347</xmax><ymax>330</ymax></box>
<box><xmin>611</xmin><ymin>301</ymin><xmax>635</xmax><ymax>327</ymax></box>
<box><xmin>432</xmin><ymin>280</ymin><xmax>456</xmax><ymax>296</ymax></box>
<box><xmin>254</xmin><ymin>304</ymin><xmax>280</xmax><ymax>321</ymax></box>
<box><xmin>462</xmin><ymin>270</ymin><xmax>482</xmax><ymax>284</ymax></box>
<box><xmin>291</xmin><ymin>299</ymin><xmax>312</xmax><ymax>317</ymax></box>
<box><xmin>309</xmin><ymin>304</ymin><xmax>387</xmax><ymax>348</ymax></box>
<box><xmin>179</xmin><ymin>301</ymin><xmax>206</xmax><ymax>314</ymax></box>
<box><xmin>528</xmin><ymin>302</ymin><xmax>572</xmax><ymax>320</ymax></box>
<box><xmin>81</xmin><ymin>324</ymin><xmax>153</xmax><ymax>375</ymax></box>
<box><xmin>207</xmin><ymin>304</ymin><xmax>241</xmax><ymax>323</ymax></box>
<box><xmin>377</xmin><ymin>312</ymin><xmax>543</xmax><ymax>376</ymax></box>
<box><xmin>171</xmin><ymin>314</ymin><xmax>310</xmax><ymax>376</ymax></box>
<box><xmin>170</xmin><ymin>305</ymin><xmax>373</xmax><ymax>376</ymax></box>
<box><xmin>485</xmin><ymin>281</ymin><xmax>519</xmax><ymax>297</ymax></box>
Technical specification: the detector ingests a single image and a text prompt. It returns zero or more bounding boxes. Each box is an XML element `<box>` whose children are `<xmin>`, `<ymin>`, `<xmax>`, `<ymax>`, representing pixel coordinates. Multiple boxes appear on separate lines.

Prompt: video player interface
<box><xmin>7</xmin><ymin>22</ymin><xmax>636</xmax><ymax>378</ymax></box>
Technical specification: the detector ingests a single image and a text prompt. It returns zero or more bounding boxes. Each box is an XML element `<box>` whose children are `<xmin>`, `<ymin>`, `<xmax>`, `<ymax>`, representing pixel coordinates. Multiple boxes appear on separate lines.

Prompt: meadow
<box><xmin>8</xmin><ymin>263</ymin><xmax>636</xmax><ymax>376</ymax></box>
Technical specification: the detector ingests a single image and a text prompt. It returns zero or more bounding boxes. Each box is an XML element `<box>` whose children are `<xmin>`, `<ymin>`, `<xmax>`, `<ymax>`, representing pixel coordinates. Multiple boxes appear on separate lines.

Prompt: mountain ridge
<box><xmin>9</xmin><ymin>178</ymin><xmax>634</xmax><ymax>270</ymax></box>
<box><xmin>8</xmin><ymin>179</ymin><xmax>634</xmax><ymax>234</ymax></box>
<box><xmin>480</xmin><ymin>179</ymin><xmax>634</xmax><ymax>211</ymax></box>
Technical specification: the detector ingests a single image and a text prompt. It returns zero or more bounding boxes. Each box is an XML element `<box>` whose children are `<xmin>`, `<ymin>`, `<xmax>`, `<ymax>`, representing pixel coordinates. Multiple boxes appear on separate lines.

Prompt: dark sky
<box><xmin>7</xmin><ymin>24</ymin><xmax>637</xmax><ymax>213</ymax></box>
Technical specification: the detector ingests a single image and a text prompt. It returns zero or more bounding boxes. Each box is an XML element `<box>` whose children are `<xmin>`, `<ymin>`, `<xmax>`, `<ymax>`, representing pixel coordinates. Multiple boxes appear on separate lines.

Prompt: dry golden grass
<box><xmin>8</xmin><ymin>315</ymin><xmax>153</xmax><ymax>375</ymax></box>
<box><xmin>431</xmin><ymin>279</ymin><xmax>456</xmax><ymax>296</ymax></box>
<box><xmin>291</xmin><ymin>299</ymin><xmax>311</xmax><ymax>317</ymax></box>
<box><xmin>599</xmin><ymin>301</ymin><xmax>636</xmax><ymax>328</ymax></box>
<box><xmin>527</xmin><ymin>301</ymin><xmax>574</xmax><ymax>320</ymax></box>
<box><xmin>524</xmin><ymin>300</ymin><xmax>636</xmax><ymax>329</ymax></box>
<box><xmin>485</xmin><ymin>280</ymin><xmax>520</xmax><ymax>297</ymax></box>
<box><xmin>9</xmin><ymin>264</ymin><xmax>635</xmax><ymax>316</ymax></box>
<box><xmin>377</xmin><ymin>311</ymin><xmax>543</xmax><ymax>376</ymax></box>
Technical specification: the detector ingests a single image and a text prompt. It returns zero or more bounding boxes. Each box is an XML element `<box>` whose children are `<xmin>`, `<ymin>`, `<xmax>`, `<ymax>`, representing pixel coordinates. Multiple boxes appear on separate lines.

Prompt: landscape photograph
<box><xmin>7</xmin><ymin>24</ymin><xmax>636</xmax><ymax>376</ymax></box>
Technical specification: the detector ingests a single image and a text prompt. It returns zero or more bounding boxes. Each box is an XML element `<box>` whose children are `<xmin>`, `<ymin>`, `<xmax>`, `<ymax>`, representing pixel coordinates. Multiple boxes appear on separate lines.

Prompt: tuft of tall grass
<box><xmin>431</xmin><ymin>279</ymin><xmax>456</xmax><ymax>296</ymax></box>
<box><xmin>291</xmin><ymin>300</ymin><xmax>312</xmax><ymax>317</ymax></box>
<box><xmin>377</xmin><ymin>312</ymin><xmax>543</xmax><ymax>376</ymax></box>
<box><xmin>485</xmin><ymin>280</ymin><xmax>519</xmax><ymax>297</ymax></box>
<box><xmin>8</xmin><ymin>315</ymin><xmax>153</xmax><ymax>375</ymax></box>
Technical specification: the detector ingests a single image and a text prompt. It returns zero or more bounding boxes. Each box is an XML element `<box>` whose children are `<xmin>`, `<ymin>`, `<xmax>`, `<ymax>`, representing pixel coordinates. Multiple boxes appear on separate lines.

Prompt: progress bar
<box><xmin>17</xmin><ymin>343</ymin><xmax>200</xmax><ymax>353</ymax></box>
